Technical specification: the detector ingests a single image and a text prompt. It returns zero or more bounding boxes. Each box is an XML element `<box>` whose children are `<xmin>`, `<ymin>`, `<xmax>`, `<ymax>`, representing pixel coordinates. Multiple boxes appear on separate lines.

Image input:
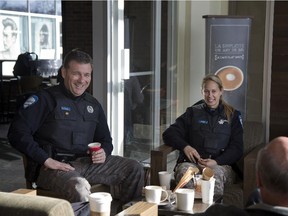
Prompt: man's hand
<box><xmin>183</xmin><ymin>146</ymin><xmax>201</xmax><ymax>163</ymax></box>
<box><xmin>44</xmin><ymin>158</ymin><xmax>75</xmax><ymax>172</ymax></box>
<box><xmin>91</xmin><ymin>148</ymin><xmax>106</xmax><ymax>164</ymax></box>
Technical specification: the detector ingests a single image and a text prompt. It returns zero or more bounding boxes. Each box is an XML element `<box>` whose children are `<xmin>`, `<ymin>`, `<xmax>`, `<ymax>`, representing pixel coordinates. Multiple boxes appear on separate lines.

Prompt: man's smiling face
<box><xmin>62</xmin><ymin>60</ymin><xmax>92</xmax><ymax>97</ymax></box>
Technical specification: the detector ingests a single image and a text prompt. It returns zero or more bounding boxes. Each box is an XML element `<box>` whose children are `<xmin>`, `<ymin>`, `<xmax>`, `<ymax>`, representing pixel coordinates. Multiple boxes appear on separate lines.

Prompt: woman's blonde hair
<box><xmin>202</xmin><ymin>74</ymin><xmax>235</xmax><ymax>123</ymax></box>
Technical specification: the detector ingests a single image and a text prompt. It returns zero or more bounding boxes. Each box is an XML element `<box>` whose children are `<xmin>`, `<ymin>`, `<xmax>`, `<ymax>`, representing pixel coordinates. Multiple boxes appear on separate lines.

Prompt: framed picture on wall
<box><xmin>0</xmin><ymin>14</ymin><xmax>28</xmax><ymax>60</ymax></box>
<box><xmin>31</xmin><ymin>17</ymin><xmax>55</xmax><ymax>59</ymax></box>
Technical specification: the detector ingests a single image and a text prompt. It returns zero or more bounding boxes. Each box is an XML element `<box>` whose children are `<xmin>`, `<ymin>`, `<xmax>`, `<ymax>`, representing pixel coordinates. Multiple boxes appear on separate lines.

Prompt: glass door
<box><xmin>108</xmin><ymin>0</ymin><xmax>177</xmax><ymax>162</ymax></box>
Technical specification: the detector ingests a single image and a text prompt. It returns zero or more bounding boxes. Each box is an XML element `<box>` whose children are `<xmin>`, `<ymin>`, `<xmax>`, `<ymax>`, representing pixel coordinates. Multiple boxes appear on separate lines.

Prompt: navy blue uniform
<box><xmin>163</xmin><ymin>102</ymin><xmax>243</xmax><ymax>165</ymax></box>
<box><xmin>163</xmin><ymin>102</ymin><xmax>243</xmax><ymax>195</ymax></box>
<box><xmin>8</xmin><ymin>84</ymin><xmax>113</xmax><ymax>165</ymax></box>
<box><xmin>8</xmin><ymin>83</ymin><xmax>144</xmax><ymax>203</ymax></box>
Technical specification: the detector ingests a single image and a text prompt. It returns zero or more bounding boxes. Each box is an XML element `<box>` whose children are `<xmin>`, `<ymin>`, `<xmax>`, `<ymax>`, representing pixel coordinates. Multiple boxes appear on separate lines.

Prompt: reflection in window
<box><xmin>31</xmin><ymin>17</ymin><xmax>55</xmax><ymax>59</ymax></box>
<box><xmin>56</xmin><ymin>0</ymin><xmax>61</xmax><ymax>16</ymax></box>
<box><xmin>0</xmin><ymin>15</ymin><xmax>28</xmax><ymax>59</ymax></box>
<box><xmin>0</xmin><ymin>0</ymin><xmax>28</xmax><ymax>12</ymax></box>
<box><xmin>30</xmin><ymin>0</ymin><xmax>55</xmax><ymax>15</ymax></box>
<box><xmin>59</xmin><ymin>21</ymin><xmax>62</xmax><ymax>47</ymax></box>
<box><xmin>0</xmin><ymin>0</ymin><xmax>61</xmax><ymax>60</ymax></box>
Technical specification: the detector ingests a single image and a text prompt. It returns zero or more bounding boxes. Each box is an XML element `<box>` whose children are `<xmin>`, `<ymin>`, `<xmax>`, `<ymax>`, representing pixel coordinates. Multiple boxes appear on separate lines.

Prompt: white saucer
<box><xmin>158</xmin><ymin>201</ymin><xmax>170</xmax><ymax>206</ymax></box>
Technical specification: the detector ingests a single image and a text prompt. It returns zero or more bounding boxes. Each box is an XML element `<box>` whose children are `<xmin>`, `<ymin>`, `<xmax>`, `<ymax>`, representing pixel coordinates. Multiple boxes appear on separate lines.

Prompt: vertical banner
<box><xmin>203</xmin><ymin>15</ymin><xmax>252</xmax><ymax>119</ymax></box>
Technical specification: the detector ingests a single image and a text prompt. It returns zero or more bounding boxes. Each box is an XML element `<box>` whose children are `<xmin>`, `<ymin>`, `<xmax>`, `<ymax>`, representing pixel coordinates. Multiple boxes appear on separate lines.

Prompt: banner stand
<box><xmin>203</xmin><ymin>15</ymin><xmax>252</xmax><ymax>119</ymax></box>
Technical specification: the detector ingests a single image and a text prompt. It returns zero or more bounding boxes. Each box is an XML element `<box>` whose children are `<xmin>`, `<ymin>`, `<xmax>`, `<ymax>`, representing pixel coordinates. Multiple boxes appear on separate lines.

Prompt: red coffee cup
<box><xmin>88</xmin><ymin>142</ymin><xmax>101</xmax><ymax>154</ymax></box>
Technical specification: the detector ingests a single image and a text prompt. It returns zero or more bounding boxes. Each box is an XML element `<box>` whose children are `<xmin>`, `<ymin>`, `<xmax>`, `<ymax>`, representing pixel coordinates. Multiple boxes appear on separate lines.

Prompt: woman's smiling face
<box><xmin>62</xmin><ymin>60</ymin><xmax>92</xmax><ymax>97</ymax></box>
<box><xmin>202</xmin><ymin>80</ymin><xmax>223</xmax><ymax>109</ymax></box>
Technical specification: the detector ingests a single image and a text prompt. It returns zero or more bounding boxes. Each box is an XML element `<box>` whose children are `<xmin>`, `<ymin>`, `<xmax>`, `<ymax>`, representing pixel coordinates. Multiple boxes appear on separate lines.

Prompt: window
<box><xmin>0</xmin><ymin>0</ymin><xmax>62</xmax><ymax>60</ymax></box>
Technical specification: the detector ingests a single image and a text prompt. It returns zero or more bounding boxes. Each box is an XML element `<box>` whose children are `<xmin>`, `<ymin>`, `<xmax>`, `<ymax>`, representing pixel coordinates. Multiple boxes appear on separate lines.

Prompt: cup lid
<box><xmin>175</xmin><ymin>188</ymin><xmax>195</xmax><ymax>194</ymax></box>
<box><xmin>89</xmin><ymin>192</ymin><xmax>112</xmax><ymax>202</ymax></box>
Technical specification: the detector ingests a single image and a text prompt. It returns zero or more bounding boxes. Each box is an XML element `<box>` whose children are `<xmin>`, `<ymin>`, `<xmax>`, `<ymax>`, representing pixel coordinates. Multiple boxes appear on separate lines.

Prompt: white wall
<box><xmin>177</xmin><ymin>1</ymin><xmax>228</xmax><ymax>114</ymax></box>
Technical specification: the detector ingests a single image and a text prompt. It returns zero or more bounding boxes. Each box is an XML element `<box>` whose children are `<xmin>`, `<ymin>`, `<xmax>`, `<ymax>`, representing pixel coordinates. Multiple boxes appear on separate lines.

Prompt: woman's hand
<box><xmin>91</xmin><ymin>148</ymin><xmax>106</xmax><ymax>164</ymax></box>
<box><xmin>198</xmin><ymin>158</ymin><xmax>217</xmax><ymax>168</ymax></box>
<box><xmin>183</xmin><ymin>146</ymin><xmax>201</xmax><ymax>163</ymax></box>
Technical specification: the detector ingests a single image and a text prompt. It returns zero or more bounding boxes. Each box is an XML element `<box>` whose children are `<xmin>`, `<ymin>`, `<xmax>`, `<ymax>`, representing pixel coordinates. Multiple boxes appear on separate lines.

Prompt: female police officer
<box><xmin>163</xmin><ymin>74</ymin><xmax>243</xmax><ymax>195</ymax></box>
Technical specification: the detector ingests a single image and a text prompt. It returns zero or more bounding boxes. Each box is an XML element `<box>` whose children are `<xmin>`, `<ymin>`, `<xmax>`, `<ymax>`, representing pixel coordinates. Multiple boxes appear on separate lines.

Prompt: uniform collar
<box><xmin>204</xmin><ymin>101</ymin><xmax>224</xmax><ymax>114</ymax></box>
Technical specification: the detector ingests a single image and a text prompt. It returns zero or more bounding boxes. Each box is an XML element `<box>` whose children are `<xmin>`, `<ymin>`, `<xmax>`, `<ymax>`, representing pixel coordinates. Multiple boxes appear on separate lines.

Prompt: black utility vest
<box><xmin>189</xmin><ymin>106</ymin><xmax>231</xmax><ymax>158</ymax></box>
<box><xmin>179</xmin><ymin>105</ymin><xmax>231</xmax><ymax>162</ymax></box>
<box><xmin>34</xmin><ymin>88</ymin><xmax>100</xmax><ymax>155</ymax></box>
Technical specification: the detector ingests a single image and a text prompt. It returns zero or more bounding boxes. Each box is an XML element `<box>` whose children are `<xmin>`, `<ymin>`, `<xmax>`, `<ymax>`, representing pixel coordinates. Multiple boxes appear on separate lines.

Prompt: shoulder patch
<box><xmin>238</xmin><ymin>114</ymin><xmax>243</xmax><ymax>127</ymax></box>
<box><xmin>23</xmin><ymin>95</ymin><xmax>39</xmax><ymax>109</ymax></box>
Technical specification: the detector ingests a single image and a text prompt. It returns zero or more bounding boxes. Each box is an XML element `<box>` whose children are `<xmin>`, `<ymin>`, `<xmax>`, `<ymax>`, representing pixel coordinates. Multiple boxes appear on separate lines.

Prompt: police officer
<box><xmin>162</xmin><ymin>74</ymin><xmax>243</xmax><ymax>195</ymax></box>
<box><xmin>8</xmin><ymin>49</ymin><xmax>144</xmax><ymax>203</ymax></box>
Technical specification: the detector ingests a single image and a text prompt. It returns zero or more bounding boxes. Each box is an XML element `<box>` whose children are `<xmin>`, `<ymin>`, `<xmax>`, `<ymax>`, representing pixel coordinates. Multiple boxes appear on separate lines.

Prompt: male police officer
<box><xmin>8</xmin><ymin>49</ymin><xmax>144</xmax><ymax>203</ymax></box>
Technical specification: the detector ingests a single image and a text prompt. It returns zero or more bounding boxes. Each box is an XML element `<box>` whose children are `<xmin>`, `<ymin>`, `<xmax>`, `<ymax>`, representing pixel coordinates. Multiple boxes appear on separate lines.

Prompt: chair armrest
<box><xmin>0</xmin><ymin>192</ymin><xmax>75</xmax><ymax>216</ymax></box>
<box><xmin>150</xmin><ymin>144</ymin><xmax>176</xmax><ymax>185</ymax></box>
<box><xmin>243</xmin><ymin>143</ymin><xmax>265</xmax><ymax>204</ymax></box>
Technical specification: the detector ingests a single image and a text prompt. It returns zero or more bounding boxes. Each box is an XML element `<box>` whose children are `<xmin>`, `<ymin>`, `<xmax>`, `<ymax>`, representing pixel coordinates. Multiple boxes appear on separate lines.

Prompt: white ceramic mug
<box><xmin>158</xmin><ymin>171</ymin><xmax>172</xmax><ymax>190</ymax></box>
<box><xmin>145</xmin><ymin>185</ymin><xmax>169</xmax><ymax>204</ymax></box>
<box><xmin>175</xmin><ymin>188</ymin><xmax>195</xmax><ymax>211</ymax></box>
<box><xmin>201</xmin><ymin>177</ymin><xmax>215</xmax><ymax>204</ymax></box>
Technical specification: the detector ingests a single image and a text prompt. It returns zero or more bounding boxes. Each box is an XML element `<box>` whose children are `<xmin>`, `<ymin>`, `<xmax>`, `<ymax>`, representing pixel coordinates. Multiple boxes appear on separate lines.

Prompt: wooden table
<box><xmin>116</xmin><ymin>201</ymin><xmax>157</xmax><ymax>216</ymax></box>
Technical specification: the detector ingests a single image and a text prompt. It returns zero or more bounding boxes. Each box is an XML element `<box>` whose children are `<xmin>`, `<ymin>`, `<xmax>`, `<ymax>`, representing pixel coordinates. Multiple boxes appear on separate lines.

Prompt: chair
<box><xmin>22</xmin><ymin>154</ymin><xmax>66</xmax><ymax>199</ymax></box>
<box><xmin>17</xmin><ymin>76</ymin><xmax>43</xmax><ymax>94</ymax></box>
<box><xmin>150</xmin><ymin>121</ymin><xmax>265</xmax><ymax>208</ymax></box>
<box><xmin>0</xmin><ymin>191</ymin><xmax>75</xmax><ymax>216</ymax></box>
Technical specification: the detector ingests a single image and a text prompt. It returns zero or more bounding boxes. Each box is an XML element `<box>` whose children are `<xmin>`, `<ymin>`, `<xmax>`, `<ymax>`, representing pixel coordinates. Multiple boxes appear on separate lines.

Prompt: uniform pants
<box><xmin>174</xmin><ymin>162</ymin><xmax>235</xmax><ymax>195</ymax></box>
<box><xmin>36</xmin><ymin>155</ymin><xmax>144</xmax><ymax>203</ymax></box>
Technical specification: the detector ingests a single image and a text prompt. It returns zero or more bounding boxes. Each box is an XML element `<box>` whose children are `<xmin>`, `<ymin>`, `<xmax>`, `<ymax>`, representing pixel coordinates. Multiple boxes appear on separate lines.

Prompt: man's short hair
<box><xmin>63</xmin><ymin>49</ymin><xmax>93</xmax><ymax>69</ymax></box>
<box><xmin>256</xmin><ymin>146</ymin><xmax>288</xmax><ymax>195</ymax></box>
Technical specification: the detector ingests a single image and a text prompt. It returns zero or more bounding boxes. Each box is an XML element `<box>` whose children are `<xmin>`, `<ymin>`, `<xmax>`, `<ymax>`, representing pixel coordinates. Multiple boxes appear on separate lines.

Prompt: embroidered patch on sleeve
<box><xmin>238</xmin><ymin>114</ymin><xmax>243</xmax><ymax>127</ymax></box>
<box><xmin>23</xmin><ymin>95</ymin><xmax>39</xmax><ymax>109</ymax></box>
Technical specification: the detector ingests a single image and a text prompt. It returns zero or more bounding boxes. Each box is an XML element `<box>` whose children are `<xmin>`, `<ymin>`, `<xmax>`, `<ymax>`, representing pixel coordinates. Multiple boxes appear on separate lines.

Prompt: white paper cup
<box><xmin>202</xmin><ymin>167</ymin><xmax>214</xmax><ymax>181</ymax></box>
<box><xmin>158</xmin><ymin>171</ymin><xmax>172</xmax><ymax>190</ymax></box>
<box><xmin>201</xmin><ymin>178</ymin><xmax>215</xmax><ymax>204</ymax></box>
<box><xmin>145</xmin><ymin>185</ymin><xmax>168</xmax><ymax>204</ymax></box>
<box><xmin>88</xmin><ymin>192</ymin><xmax>112</xmax><ymax>216</ymax></box>
<box><xmin>175</xmin><ymin>188</ymin><xmax>195</xmax><ymax>211</ymax></box>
